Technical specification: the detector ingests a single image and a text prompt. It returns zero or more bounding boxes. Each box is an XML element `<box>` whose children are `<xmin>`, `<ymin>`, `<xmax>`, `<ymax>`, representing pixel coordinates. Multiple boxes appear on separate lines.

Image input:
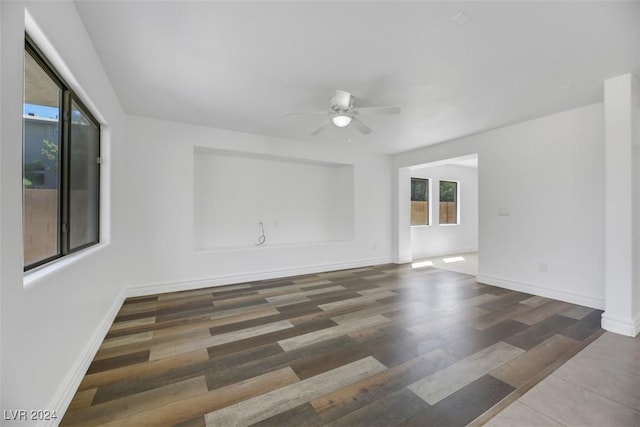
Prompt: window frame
<box><xmin>438</xmin><ymin>180</ymin><xmax>459</xmax><ymax>226</ymax></box>
<box><xmin>23</xmin><ymin>36</ymin><xmax>101</xmax><ymax>271</ymax></box>
<box><xmin>410</xmin><ymin>177</ymin><xmax>430</xmax><ymax>226</ymax></box>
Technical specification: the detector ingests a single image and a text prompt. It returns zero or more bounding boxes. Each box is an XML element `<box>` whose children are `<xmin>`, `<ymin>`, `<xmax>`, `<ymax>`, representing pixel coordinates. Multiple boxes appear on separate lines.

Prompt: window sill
<box><xmin>439</xmin><ymin>223</ymin><xmax>460</xmax><ymax>227</ymax></box>
<box><xmin>23</xmin><ymin>242</ymin><xmax>108</xmax><ymax>288</ymax></box>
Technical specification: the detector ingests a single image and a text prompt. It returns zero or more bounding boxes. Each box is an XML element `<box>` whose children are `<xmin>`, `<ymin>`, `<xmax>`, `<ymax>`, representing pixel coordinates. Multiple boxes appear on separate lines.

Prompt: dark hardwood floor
<box><xmin>61</xmin><ymin>263</ymin><xmax>603</xmax><ymax>426</ymax></box>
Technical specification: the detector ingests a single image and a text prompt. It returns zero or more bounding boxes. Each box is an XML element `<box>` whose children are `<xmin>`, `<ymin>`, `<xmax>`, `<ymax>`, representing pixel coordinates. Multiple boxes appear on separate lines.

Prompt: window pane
<box><xmin>411</xmin><ymin>178</ymin><xmax>428</xmax><ymax>202</ymax></box>
<box><xmin>69</xmin><ymin>100</ymin><xmax>99</xmax><ymax>250</ymax></box>
<box><xmin>439</xmin><ymin>181</ymin><xmax>458</xmax><ymax>224</ymax></box>
<box><xmin>411</xmin><ymin>178</ymin><xmax>429</xmax><ymax>225</ymax></box>
<box><xmin>23</xmin><ymin>49</ymin><xmax>61</xmax><ymax>266</ymax></box>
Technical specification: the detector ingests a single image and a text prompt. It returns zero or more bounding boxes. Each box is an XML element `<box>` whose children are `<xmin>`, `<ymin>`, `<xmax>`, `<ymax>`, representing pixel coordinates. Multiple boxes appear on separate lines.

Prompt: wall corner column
<box><xmin>602</xmin><ymin>73</ymin><xmax>640</xmax><ymax>337</ymax></box>
<box><xmin>393</xmin><ymin>167</ymin><xmax>412</xmax><ymax>264</ymax></box>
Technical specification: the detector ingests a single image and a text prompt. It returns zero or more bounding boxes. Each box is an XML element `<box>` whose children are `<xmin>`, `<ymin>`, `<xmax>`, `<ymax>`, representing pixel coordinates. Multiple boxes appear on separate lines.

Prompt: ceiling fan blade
<box><xmin>332</xmin><ymin>90</ymin><xmax>352</xmax><ymax>110</ymax></box>
<box><xmin>311</xmin><ymin>120</ymin><xmax>332</xmax><ymax>135</ymax></box>
<box><xmin>350</xmin><ymin>117</ymin><xmax>372</xmax><ymax>135</ymax></box>
<box><xmin>354</xmin><ymin>106</ymin><xmax>401</xmax><ymax>115</ymax></box>
<box><xmin>286</xmin><ymin>111</ymin><xmax>329</xmax><ymax>116</ymax></box>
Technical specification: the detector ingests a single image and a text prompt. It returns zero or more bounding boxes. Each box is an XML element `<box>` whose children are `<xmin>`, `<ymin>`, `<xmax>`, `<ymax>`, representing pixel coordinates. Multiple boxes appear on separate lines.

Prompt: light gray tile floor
<box><xmin>486</xmin><ymin>331</ymin><xmax>640</xmax><ymax>426</ymax></box>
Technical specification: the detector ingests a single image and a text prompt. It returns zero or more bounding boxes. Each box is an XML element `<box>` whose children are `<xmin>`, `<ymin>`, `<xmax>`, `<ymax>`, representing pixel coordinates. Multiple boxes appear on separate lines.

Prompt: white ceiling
<box><xmin>74</xmin><ymin>1</ymin><xmax>639</xmax><ymax>154</ymax></box>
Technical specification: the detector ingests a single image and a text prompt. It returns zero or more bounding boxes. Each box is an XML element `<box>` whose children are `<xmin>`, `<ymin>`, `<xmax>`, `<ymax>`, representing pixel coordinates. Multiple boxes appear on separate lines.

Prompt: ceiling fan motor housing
<box><xmin>330</xmin><ymin>90</ymin><xmax>354</xmax><ymax>113</ymax></box>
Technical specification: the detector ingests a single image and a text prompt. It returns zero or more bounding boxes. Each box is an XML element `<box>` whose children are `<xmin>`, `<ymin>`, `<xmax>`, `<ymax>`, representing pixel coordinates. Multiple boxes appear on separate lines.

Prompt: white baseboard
<box><xmin>476</xmin><ymin>274</ymin><xmax>605</xmax><ymax>310</ymax></box>
<box><xmin>44</xmin><ymin>289</ymin><xmax>126</xmax><ymax>427</ymax></box>
<box><xmin>393</xmin><ymin>256</ymin><xmax>412</xmax><ymax>264</ymax></box>
<box><xmin>601</xmin><ymin>313</ymin><xmax>640</xmax><ymax>337</ymax></box>
<box><xmin>126</xmin><ymin>257</ymin><xmax>393</xmax><ymax>298</ymax></box>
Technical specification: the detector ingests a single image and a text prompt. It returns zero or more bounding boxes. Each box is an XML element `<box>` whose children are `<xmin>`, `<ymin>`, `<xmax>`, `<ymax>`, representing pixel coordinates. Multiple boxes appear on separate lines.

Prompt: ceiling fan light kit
<box><xmin>331</xmin><ymin>115</ymin><xmax>352</xmax><ymax>127</ymax></box>
<box><xmin>287</xmin><ymin>90</ymin><xmax>401</xmax><ymax>136</ymax></box>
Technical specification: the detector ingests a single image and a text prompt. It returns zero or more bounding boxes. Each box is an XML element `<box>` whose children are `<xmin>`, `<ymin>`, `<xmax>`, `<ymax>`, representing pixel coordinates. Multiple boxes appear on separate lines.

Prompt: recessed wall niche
<box><xmin>193</xmin><ymin>147</ymin><xmax>355</xmax><ymax>250</ymax></box>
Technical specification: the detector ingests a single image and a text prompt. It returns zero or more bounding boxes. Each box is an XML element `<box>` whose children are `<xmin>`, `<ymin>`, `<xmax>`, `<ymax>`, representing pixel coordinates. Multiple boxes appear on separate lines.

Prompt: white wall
<box><xmin>0</xmin><ymin>1</ymin><xmax>127</xmax><ymax>422</ymax></box>
<box><xmin>410</xmin><ymin>164</ymin><xmax>478</xmax><ymax>259</ymax></box>
<box><xmin>125</xmin><ymin>116</ymin><xmax>392</xmax><ymax>292</ymax></box>
<box><xmin>394</xmin><ymin>103</ymin><xmax>605</xmax><ymax>309</ymax></box>
<box><xmin>194</xmin><ymin>148</ymin><xmax>354</xmax><ymax>249</ymax></box>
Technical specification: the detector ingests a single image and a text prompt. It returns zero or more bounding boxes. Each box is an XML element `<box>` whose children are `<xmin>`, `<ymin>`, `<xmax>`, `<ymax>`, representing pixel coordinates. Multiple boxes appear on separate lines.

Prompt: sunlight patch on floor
<box><xmin>411</xmin><ymin>260</ymin><xmax>435</xmax><ymax>269</ymax></box>
<box><xmin>413</xmin><ymin>252</ymin><xmax>478</xmax><ymax>276</ymax></box>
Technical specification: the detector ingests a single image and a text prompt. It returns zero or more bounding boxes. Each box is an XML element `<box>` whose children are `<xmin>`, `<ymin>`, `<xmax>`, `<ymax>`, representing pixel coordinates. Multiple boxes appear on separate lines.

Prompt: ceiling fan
<box><xmin>286</xmin><ymin>90</ymin><xmax>401</xmax><ymax>136</ymax></box>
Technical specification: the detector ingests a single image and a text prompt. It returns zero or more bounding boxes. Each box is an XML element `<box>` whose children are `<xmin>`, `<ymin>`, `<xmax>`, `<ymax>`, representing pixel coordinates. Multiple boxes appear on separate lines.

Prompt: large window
<box><xmin>23</xmin><ymin>38</ymin><xmax>100</xmax><ymax>270</ymax></box>
<box><xmin>439</xmin><ymin>180</ymin><xmax>458</xmax><ymax>225</ymax></box>
<box><xmin>411</xmin><ymin>177</ymin><xmax>429</xmax><ymax>225</ymax></box>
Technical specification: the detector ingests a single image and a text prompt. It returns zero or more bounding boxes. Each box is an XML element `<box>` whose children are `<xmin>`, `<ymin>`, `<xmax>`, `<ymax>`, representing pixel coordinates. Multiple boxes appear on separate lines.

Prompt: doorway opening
<box><xmin>405</xmin><ymin>154</ymin><xmax>479</xmax><ymax>276</ymax></box>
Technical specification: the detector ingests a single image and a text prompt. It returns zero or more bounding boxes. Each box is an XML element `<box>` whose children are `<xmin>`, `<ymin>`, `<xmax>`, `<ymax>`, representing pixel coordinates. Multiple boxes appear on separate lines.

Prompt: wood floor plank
<box><xmin>386</xmin><ymin>323</ymin><xmax>479</xmax><ymax>366</ymax></box>
<box><xmin>66</xmin><ymin>388</ymin><xmax>97</xmax><ymax>412</ymax></box>
<box><xmin>156</xmin><ymin>284</ymin><xmax>247</xmax><ymax>301</ymax></box>
<box><xmin>289</xmin><ymin>338</ymin><xmax>370</xmax><ymax>380</ymax></box>
<box><xmin>318</xmin><ymin>291</ymin><xmax>397</xmax><ymax>311</ymax></box>
<box><xmin>90</xmin><ymin>367</ymin><xmax>206</xmax><ymax>406</ymax></box>
<box><xmin>174</xmin><ymin>416</ymin><xmax>206</xmax><ymax>427</ymax></box>
<box><xmin>310</xmin><ymin>348</ymin><xmax>456</xmax><ymax>422</ymax></box>
<box><xmin>331</xmin><ymin>300</ymin><xmax>421</xmax><ymax>324</ymax></box>
<box><xmin>203</xmin><ymin>356</ymin><xmax>387</xmax><ymax>426</ymax></box>
<box><xmin>152</xmin><ymin>306</ymin><xmax>281</xmax><ymax>338</ymax></box>
<box><xmin>206</xmin><ymin>317</ymin><xmax>337</xmax><ymax>360</ymax></box>
<box><xmin>205</xmin><ymin>335</ymin><xmax>354</xmax><ymax>391</ymax></box>
<box><xmin>478</xmin><ymin>291</ymin><xmax>532</xmax><ymax>311</ymax></box>
<box><xmin>401</xmin><ymin>374</ymin><xmax>515</xmax><ymax>426</ymax></box>
<box><xmin>98</xmin><ymin>367</ymin><xmax>300</xmax><ymax>427</ymax></box>
<box><xmin>469</xmin><ymin>303</ymin><xmax>535</xmax><ymax>331</ymax></box>
<box><xmin>150</xmin><ymin>320</ymin><xmax>294</xmax><ymax>360</ymax></box>
<box><xmin>86</xmin><ymin>350</ymin><xmax>150</xmax><ymax>375</ymax></box>
<box><xmin>109</xmin><ymin>316</ymin><xmax>156</xmax><ymax>332</ymax></box>
<box><xmin>265</xmin><ymin>294</ymin><xmax>310</xmax><ymax>304</ymax></box>
<box><xmin>490</xmin><ymin>334</ymin><xmax>580</xmax><ymax>388</ymax></box>
<box><xmin>558</xmin><ymin>304</ymin><xmax>596</xmax><ymax>320</ymax></box>
<box><xmin>353</xmin><ymin>324</ymin><xmax>431</xmax><ymax>366</ymax></box>
<box><xmin>251</xmin><ymin>403</ymin><xmax>325</xmax><ymax>427</ymax></box>
<box><xmin>407</xmin><ymin>306</ymin><xmax>488</xmax><ymax>337</ymax></box>
<box><xmin>444</xmin><ymin>319</ymin><xmax>529</xmax><ymax>359</ymax></box>
<box><xmin>61</xmin><ymin>376</ymin><xmax>208</xmax><ymax>427</ymax></box>
<box><xmin>503</xmin><ymin>315</ymin><xmax>576</xmax><ymax>350</ymax></box>
<box><xmin>94</xmin><ymin>328</ymin><xmax>211</xmax><ymax>361</ymax></box>
<box><xmin>100</xmin><ymin>331</ymin><xmax>153</xmax><ymax>349</ymax></box>
<box><xmin>277</xmin><ymin>314</ymin><xmax>390</xmax><ymax>351</ymax></box>
<box><xmin>511</xmin><ymin>300</ymin><xmax>572</xmax><ymax>325</ymax></box>
<box><xmin>408</xmin><ymin>341</ymin><xmax>524</xmax><ymax>405</ymax></box>
<box><xmin>560</xmin><ymin>309</ymin><xmax>603</xmax><ymax>341</ymax></box>
<box><xmin>123</xmin><ymin>295</ymin><xmax>158</xmax><ymax>304</ymax></box>
<box><xmin>107</xmin><ymin>313</ymin><xmax>213</xmax><ymax>339</ymax></box>
<box><xmin>519</xmin><ymin>295</ymin><xmax>552</xmax><ymax>307</ymax></box>
<box><xmin>327</xmin><ymin>387</ymin><xmax>428</xmax><ymax>427</ymax></box>
<box><xmin>210</xmin><ymin>293</ymin><xmax>268</xmax><ymax>310</ymax></box>
<box><xmin>78</xmin><ymin>349</ymin><xmax>209</xmax><ymax>392</ymax></box>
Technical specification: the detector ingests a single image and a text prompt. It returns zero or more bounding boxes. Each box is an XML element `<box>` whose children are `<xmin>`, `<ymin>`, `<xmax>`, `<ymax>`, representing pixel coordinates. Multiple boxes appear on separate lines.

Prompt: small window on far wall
<box><xmin>411</xmin><ymin>177</ymin><xmax>429</xmax><ymax>225</ymax></box>
<box><xmin>439</xmin><ymin>180</ymin><xmax>458</xmax><ymax>224</ymax></box>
